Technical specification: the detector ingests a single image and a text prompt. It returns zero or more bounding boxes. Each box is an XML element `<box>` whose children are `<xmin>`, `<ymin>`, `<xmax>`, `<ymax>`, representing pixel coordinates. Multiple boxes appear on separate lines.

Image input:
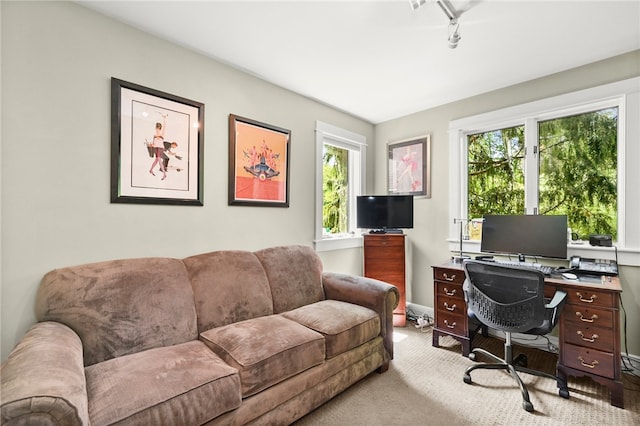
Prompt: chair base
<box><xmin>463</xmin><ymin>337</ymin><xmax>570</xmax><ymax>412</ymax></box>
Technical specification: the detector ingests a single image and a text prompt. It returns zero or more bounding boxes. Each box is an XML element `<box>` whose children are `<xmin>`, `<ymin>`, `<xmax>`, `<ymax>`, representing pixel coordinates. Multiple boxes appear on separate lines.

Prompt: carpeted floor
<box><xmin>294</xmin><ymin>323</ymin><xmax>640</xmax><ymax>425</ymax></box>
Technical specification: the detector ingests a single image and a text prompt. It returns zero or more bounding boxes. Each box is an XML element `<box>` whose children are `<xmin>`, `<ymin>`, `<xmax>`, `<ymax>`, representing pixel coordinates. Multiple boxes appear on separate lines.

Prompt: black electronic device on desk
<box><xmin>569</xmin><ymin>256</ymin><xmax>618</xmax><ymax>276</ymax></box>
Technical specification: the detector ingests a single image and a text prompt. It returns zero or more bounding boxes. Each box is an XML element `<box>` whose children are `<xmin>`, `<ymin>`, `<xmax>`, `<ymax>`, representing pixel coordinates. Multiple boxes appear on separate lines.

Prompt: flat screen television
<box><xmin>356</xmin><ymin>195</ymin><xmax>414</xmax><ymax>232</ymax></box>
<box><xmin>480</xmin><ymin>214</ymin><xmax>568</xmax><ymax>259</ymax></box>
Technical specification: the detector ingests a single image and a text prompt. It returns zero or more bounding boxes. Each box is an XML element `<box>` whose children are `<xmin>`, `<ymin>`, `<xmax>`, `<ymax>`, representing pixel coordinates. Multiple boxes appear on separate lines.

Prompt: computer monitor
<box><xmin>480</xmin><ymin>215</ymin><xmax>568</xmax><ymax>260</ymax></box>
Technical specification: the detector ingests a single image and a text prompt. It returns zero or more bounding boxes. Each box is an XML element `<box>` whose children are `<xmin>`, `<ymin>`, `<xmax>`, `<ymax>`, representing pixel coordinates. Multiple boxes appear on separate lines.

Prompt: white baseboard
<box><xmin>406</xmin><ymin>302</ymin><xmax>640</xmax><ymax>376</ymax></box>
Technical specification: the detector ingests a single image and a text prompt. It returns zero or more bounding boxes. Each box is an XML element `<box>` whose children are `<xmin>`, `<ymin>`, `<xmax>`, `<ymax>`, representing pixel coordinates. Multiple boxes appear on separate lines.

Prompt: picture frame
<box><xmin>387</xmin><ymin>134</ymin><xmax>431</xmax><ymax>198</ymax></box>
<box><xmin>110</xmin><ymin>78</ymin><xmax>204</xmax><ymax>205</ymax></box>
<box><xmin>228</xmin><ymin>114</ymin><xmax>291</xmax><ymax>207</ymax></box>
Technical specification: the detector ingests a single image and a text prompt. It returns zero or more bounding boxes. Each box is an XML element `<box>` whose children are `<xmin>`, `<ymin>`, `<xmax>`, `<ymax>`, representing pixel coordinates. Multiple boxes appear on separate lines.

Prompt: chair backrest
<box><xmin>463</xmin><ymin>260</ymin><xmax>546</xmax><ymax>333</ymax></box>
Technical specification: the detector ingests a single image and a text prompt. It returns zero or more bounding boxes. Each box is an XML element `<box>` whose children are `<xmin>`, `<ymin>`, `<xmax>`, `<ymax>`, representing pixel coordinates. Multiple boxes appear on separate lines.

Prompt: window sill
<box><xmin>447</xmin><ymin>239</ymin><xmax>640</xmax><ymax>267</ymax></box>
<box><xmin>314</xmin><ymin>235</ymin><xmax>363</xmax><ymax>252</ymax></box>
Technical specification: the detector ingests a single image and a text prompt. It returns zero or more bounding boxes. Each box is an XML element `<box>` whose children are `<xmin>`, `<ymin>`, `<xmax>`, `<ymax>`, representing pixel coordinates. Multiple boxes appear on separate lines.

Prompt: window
<box><xmin>314</xmin><ymin>121</ymin><xmax>366</xmax><ymax>251</ymax></box>
<box><xmin>467</xmin><ymin>107</ymin><xmax>618</xmax><ymax>240</ymax></box>
<box><xmin>449</xmin><ymin>78</ymin><xmax>639</xmax><ymax>265</ymax></box>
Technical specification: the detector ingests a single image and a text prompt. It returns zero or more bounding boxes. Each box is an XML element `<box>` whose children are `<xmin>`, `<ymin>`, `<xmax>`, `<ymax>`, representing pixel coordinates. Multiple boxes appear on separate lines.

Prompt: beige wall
<box><xmin>0</xmin><ymin>1</ymin><xmax>374</xmax><ymax>360</ymax></box>
<box><xmin>376</xmin><ymin>51</ymin><xmax>640</xmax><ymax>355</ymax></box>
<box><xmin>2</xmin><ymin>1</ymin><xmax>639</xmax><ymax>361</ymax></box>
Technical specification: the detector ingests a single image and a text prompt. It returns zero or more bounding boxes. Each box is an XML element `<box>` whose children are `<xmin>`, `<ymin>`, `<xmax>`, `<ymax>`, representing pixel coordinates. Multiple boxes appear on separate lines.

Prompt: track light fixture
<box><xmin>409</xmin><ymin>0</ymin><xmax>462</xmax><ymax>49</ymax></box>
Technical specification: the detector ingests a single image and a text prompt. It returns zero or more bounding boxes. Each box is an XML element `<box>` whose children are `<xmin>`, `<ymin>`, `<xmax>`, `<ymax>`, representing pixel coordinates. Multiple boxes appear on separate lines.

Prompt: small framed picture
<box><xmin>388</xmin><ymin>135</ymin><xmax>431</xmax><ymax>198</ymax></box>
<box><xmin>110</xmin><ymin>78</ymin><xmax>204</xmax><ymax>205</ymax></box>
<box><xmin>228</xmin><ymin>114</ymin><xmax>291</xmax><ymax>207</ymax></box>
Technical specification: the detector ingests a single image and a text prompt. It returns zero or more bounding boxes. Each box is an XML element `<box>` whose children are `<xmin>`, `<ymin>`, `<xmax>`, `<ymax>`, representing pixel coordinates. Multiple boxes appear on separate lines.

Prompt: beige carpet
<box><xmin>294</xmin><ymin>323</ymin><xmax>640</xmax><ymax>425</ymax></box>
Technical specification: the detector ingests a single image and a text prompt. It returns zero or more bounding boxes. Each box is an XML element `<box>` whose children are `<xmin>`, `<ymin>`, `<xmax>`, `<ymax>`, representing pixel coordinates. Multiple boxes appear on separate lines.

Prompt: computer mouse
<box><xmin>562</xmin><ymin>272</ymin><xmax>578</xmax><ymax>280</ymax></box>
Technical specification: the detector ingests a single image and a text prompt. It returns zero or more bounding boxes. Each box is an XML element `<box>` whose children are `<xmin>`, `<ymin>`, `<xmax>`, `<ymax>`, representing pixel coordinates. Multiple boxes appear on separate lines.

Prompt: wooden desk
<box><xmin>431</xmin><ymin>261</ymin><xmax>624</xmax><ymax>408</ymax></box>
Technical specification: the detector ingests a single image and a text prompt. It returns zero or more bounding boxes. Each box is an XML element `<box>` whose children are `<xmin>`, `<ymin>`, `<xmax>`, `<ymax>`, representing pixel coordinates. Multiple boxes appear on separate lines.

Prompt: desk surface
<box><xmin>439</xmin><ymin>260</ymin><xmax>622</xmax><ymax>292</ymax></box>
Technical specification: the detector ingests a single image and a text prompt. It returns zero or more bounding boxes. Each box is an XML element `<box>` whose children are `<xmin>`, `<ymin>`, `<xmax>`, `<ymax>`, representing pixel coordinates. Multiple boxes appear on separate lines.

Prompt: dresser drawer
<box><xmin>563</xmin><ymin>322</ymin><xmax>615</xmax><ymax>353</ymax></box>
<box><xmin>364</xmin><ymin>236</ymin><xmax>405</xmax><ymax>248</ymax></box>
<box><xmin>562</xmin><ymin>343</ymin><xmax>616</xmax><ymax>379</ymax></box>
<box><xmin>564</xmin><ymin>304</ymin><xmax>614</xmax><ymax>329</ymax></box>
<box><xmin>434</xmin><ymin>268</ymin><xmax>465</xmax><ymax>284</ymax></box>
<box><xmin>435</xmin><ymin>310</ymin><xmax>467</xmax><ymax>337</ymax></box>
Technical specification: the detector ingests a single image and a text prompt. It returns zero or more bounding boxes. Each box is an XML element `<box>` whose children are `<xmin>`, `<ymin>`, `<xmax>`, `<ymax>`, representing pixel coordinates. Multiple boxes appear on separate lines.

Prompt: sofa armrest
<box><xmin>322</xmin><ymin>272</ymin><xmax>399</xmax><ymax>360</ymax></box>
<box><xmin>1</xmin><ymin>322</ymin><xmax>89</xmax><ymax>426</ymax></box>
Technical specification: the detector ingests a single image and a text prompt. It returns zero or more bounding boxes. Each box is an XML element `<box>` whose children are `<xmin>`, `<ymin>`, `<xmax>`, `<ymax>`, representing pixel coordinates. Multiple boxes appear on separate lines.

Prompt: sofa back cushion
<box><xmin>255</xmin><ymin>245</ymin><xmax>325</xmax><ymax>313</ymax></box>
<box><xmin>183</xmin><ymin>250</ymin><xmax>274</xmax><ymax>331</ymax></box>
<box><xmin>36</xmin><ymin>258</ymin><xmax>198</xmax><ymax>366</ymax></box>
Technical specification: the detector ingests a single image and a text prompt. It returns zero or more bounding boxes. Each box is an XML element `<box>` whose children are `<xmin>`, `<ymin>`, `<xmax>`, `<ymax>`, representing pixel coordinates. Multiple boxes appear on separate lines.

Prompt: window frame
<box><xmin>314</xmin><ymin>121</ymin><xmax>366</xmax><ymax>252</ymax></box>
<box><xmin>448</xmin><ymin>77</ymin><xmax>639</xmax><ymax>266</ymax></box>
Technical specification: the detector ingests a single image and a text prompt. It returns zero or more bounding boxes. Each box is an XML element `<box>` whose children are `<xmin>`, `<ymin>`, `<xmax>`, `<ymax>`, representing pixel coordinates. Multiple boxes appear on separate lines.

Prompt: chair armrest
<box><xmin>545</xmin><ymin>290</ymin><xmax>568</xmax><ymax>327</ymax></box>
<box><xmin>1</xmin><ymin>322</ymin><xmax>89</xmax><ymax>426</ymax></box>
<box><xmin>322</xmin><ymin>272</ymin><xmax>399</xmax><ymax>359</ymax></box>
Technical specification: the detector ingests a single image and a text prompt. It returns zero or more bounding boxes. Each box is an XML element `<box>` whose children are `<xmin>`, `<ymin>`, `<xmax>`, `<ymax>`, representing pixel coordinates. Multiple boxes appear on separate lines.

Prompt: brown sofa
<box><xmin>0</xmin><ymin>245</ymin><xmax>399</xmax><ymax>425</ymax></box>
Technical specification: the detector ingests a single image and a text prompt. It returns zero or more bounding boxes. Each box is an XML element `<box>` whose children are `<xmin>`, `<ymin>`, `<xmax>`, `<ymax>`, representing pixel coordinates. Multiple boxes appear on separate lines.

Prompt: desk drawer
<box><xmin>562</xmin><ymin>343</ymin><xmax>615</xmax><ymax>379</ymax></box>
<box><xmin>564</xmin><ymin>323</ymin><xmax>614</xmax><ymax>353</ymax></box>
<box><xmin>435</xmin><ymin>281</ymin><xmax>464</xmax><ymax>301</ymax></box>
<box><xmin>564</xmin><ymin>304</ymin><xmax>614</xmax><ymax>329</ymax></box>
<box><xmin>434</xmin><ymin>268</ymin><xmax>464</xmax><ymax>284</ymax></box>
<box><xmin>565</xmin><ymin>288</ymin><xmax>616</xmax><ymax>309</ymax></box>
<box><xmin>435</xmin><ymin>310</ymin><xmax>467</xmax><ymax>337</ymax></box>
<box><xmin>437</xmin><ymin>295</ymin><xmax>465</xmax><ymax>316</ymax></box>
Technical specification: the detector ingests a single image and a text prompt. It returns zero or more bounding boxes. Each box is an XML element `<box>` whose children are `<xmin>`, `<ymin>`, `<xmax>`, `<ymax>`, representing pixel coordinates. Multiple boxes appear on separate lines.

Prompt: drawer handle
<box><xmin>577</xmin><ymin>331</ymin><xmax>599</xmax><ymax>343</ymax></box>
<box><xmin>443</xmin><ymin>302</ymin><xmax>457</xmax><ymax>311</ymax></box>
<box><xmin>443</xmin><ymin>287</ymin><xmax>457</xmax><ymax>296</ymax></box>
<box><xmin>575</xmin><ymin>311</ymin><xmax>599</xmax><ymax>323</ymax></box>
<box><xmin>578</xmin><ymin>356</ymin><xmax>599</xmax><ymax>369</ymax></box>
<box><xmin>443</xmin><ymin>273</ymin><xmax>456</xmax><ymax>282</ymax></box>
<box><xmin>444</xmin><ymin>320</ymin><xmax>456</xmax><ymax>329</ymax></box>
<box><xmin>576</xmin><ymin>292</ymin><xmax>597</xmax><ymax>303</ymax></box>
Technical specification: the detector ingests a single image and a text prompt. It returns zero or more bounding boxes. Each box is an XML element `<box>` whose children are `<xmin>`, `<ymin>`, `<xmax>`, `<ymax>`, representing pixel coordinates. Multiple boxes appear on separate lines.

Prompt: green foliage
<box><xmin>468</xmin><ymin>125</ymin><xmax>525</xmax><ymax>216</ymax></box>
<box><xmin>468</xmin><ymin>108</ymin><xmax>617</xmax><ymax>239</ymax></box>
<box><xmin>323</xmin><ymin>145</ymin><xmax>349</xmax><ymax>234</ymax></box>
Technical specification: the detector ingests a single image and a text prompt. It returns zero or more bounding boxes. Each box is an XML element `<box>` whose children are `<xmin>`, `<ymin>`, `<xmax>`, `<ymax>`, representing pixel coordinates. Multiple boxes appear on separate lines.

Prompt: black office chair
<box><xmin>461</xmin><ymin>260</ymin><xmax>569</xmax><ymax>412</ymax></box>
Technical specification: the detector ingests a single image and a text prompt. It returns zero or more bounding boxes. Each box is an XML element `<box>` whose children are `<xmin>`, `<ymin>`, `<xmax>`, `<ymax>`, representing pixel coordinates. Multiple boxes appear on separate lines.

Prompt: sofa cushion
<box><xmin>254</xmin><ymin>245</ymin><xmax>325</xmax><ymax>313</ymax></box>
<box><xmin>282</xmin><ymin>300</ymin><xmax>381</xmax><ymax>358</ymax></box>
<box><xmin>199</xmin><ymin>315</ymin><xmax>325</xmax><ymax>398</ymax></box>
<box><xmin>36</xmin><ymin>258</ymin><xmax>198</xmax><ymax>366</ymax></box>
<box><xmin>85</xmin><ymin>341</ymin><xmax>240</xmax><ymax>426</ymax></box>
<box><xmin>183</xmin><ymin>250</ymin><xmax>273</xmax><ymax>331</ymax></box>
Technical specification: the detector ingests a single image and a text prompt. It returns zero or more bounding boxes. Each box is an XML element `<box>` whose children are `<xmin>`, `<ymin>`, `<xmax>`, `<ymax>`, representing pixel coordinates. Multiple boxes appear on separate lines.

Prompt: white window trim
<box><xmin>314</xmin><ymin>121</ymin><xmax>367</xmax><ymax>252</ymax></box>
<box><xmin>448</xmin><ymin>77</ymin><xmax>640</xmax><ymax>266</ymax></box>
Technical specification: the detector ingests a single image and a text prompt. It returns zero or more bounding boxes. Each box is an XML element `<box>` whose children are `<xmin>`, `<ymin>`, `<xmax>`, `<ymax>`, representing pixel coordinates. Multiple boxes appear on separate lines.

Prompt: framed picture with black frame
<box><xmin>111</xmin><ymin>78</ymin><xmax>204</xmax><ymax>205</ymax></box>
<box><xmin>228</xmin><ymin>114</ymin><xmax>291</xmax><ymax>207</ymax></box>
<box><xmin>387</xmin><ymin>134</ymin><xmax>431</xmax><ymax>198</ymax></box>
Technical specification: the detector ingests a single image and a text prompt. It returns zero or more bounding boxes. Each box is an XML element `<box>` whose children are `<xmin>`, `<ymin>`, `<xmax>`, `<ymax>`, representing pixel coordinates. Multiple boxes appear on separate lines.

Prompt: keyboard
<box><xmin>494</xmin><ymin>260</ymin><xmax>555</xmax><ymax>276</ymax></box>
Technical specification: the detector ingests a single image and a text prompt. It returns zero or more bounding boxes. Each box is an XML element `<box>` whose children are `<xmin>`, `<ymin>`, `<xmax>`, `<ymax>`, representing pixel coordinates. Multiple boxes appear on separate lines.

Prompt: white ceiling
<box><xmin>80</xmin><ymin>0</ymin><xmax>640</xmax><ymax>124</ymax></box>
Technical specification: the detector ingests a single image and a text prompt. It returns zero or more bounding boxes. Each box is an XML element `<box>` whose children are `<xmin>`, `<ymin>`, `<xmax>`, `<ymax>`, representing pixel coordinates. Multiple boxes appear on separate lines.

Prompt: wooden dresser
<box><xmin>363</xmin><ymin>234</ymin><xmax>406</xmax><ymax>326</ymax></box>
<box><xmin>431</xmin><ymin>261</ymin><xmax>624</xmax><ymax>408</ymax></box>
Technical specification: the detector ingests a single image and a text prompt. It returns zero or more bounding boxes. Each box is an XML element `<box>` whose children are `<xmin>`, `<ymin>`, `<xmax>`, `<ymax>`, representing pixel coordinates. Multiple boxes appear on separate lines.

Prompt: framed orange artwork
<box><xmin>228</xmin><ymin>114</ymin><xmax>291</xmax><ymax>207</ymax></box>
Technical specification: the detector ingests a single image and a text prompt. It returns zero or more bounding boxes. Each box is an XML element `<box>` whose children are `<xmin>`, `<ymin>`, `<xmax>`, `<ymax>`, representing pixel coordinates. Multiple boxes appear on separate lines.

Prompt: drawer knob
<box><xmin>578</xmin><ymin>356</ymin><xmax>599</xmax><ymax>369</ymax></box>
<box><xmin>443</xmin><ymin>273</ymin><xmax>456</xmax><ymax>282</ymax></box>
<box><xmin>443</xmin><ymin>302</ymin><xmax>457</xmax><ymax>311</ymax></box>
<box><xmin>577</xmin><ymin>330</ymin><xmax>599</xmax><ymax>343</ymax></box>
<box><xmin>576</xmin><ymin>292</ymin><xmax>597</xmax><ymax>303</ymax></box>
<box><xmin>444</xmin><ymin>320</ymin><xmax>456</xmax><ymax>329</ymax></box>
<box><xmin>575</xmin><ymin>311</ymin><xmax>599</xmax><ymax>323</ymax></box>
<box><xmin>443</xmin><ymin>287</ymin><xmax>457</xmax><ymax>296</ymax></box>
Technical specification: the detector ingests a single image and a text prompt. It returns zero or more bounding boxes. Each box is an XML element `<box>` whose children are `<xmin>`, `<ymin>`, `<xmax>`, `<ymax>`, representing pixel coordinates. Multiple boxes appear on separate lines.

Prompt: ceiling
<box><xmin>80</xmin><ymin>1</ymin><xmax>640</xmax><ymax>124</ymax></box>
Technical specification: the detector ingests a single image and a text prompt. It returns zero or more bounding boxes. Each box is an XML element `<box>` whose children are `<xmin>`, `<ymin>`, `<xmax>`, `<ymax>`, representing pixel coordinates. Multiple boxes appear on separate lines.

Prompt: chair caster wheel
<box><xmin>468</xmin><ymin>352</ymin><xmax>476</xmax><ymax>361</ymax></box>
<box><xmin>559</xmin><ymin>388</ymin><xmax>570</xmax><ymax>399</ymax></box>
<box><xmin>523</xmin><ymin>401</ymin><xmax>534</xmax><ymax>412</ymax></box>
<box><xmin>463</xmin><ymin>374</ymin><xmax>472</xmax><ymax>384</ymax></box>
